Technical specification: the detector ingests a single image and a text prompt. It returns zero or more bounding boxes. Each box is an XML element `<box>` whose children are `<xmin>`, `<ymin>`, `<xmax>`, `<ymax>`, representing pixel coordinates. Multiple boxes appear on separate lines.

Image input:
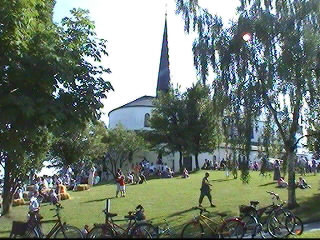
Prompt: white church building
<box><xmin>107</xmin><ymin>16</ymin><xmax>303</xmax><ymax>172</ymax></box>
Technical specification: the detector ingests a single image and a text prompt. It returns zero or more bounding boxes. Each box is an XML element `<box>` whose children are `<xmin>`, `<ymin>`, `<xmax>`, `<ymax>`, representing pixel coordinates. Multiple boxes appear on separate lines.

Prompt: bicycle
<box><xmin>180</xmin><ymin>207</ymin><xmax>245</xmax><ymax>238</ymax></box>
<box><xmin>156</xmin><ymin>219</ymin><xmax>173</xmax><ymax>238</ymax></box>
<box><xmin>239</xmin><ymin>191</ymin><xmax>302</xmax><ymax>238</ymax></box>
<box><xmin>12</xmin><ymin>203</ymin><xmax>83</xmax><ymax>238</ymax></box>
<box><xmin>87</xmin><ymin>205</ymin><xmax>158</xmax><ymax>238</ymax></box>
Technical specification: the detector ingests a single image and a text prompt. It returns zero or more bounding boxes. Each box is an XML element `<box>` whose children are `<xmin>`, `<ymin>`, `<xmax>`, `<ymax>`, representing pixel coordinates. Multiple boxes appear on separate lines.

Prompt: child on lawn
<box><xmin>119</xmin><ymin>174</ymin><xmax>126</xmax><ymax>197</ymax></box>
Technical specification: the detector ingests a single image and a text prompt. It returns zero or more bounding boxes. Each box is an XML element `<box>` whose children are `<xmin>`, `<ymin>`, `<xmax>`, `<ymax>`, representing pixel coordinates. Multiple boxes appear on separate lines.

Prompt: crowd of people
<box><xmin>12</xmin><ymin>162</ymin><xmax>103</xmax><ymax>206</ymax></box>
<box><xmin>297</xmin><ymin>157</ymin><xmax>320</xmax><ymax>176</ymax></box>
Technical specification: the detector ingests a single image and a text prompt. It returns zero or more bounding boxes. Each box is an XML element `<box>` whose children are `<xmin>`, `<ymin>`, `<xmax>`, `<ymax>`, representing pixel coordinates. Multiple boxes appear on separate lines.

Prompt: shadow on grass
<box><xmin>166</xmin><ymin>207</ymin><xmax>195</xmax><ymax>218</ymax></box>
<box><xmin>259</xmin><ymin>182</ymin><xmax>276</xmax><ymax>187</ymax></box>
<box><xmin>211</xmin><ymin>178</ymin><xmax>235</xmax><ymax>182</ymax></box>
<box><xmin>0</xmin><ymin>231</ymin><xmax>11</xmax><ymax>234</ymax></box>
<box><xmin>150</xmin><ymin>208</ymin><xmax>235</xmax><ymax>238</ymax></box>
<box><xmin>292</xmin><ymin>192</ymin><xmax>320</xmax><ymax>223</ymax></box>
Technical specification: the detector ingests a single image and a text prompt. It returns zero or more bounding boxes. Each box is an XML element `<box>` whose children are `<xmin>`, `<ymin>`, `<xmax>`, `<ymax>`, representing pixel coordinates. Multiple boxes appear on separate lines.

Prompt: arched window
<box><xmin>144</xmin><ymin>113</ymin><xmax>150</xmax><ymax>127</ymax></box>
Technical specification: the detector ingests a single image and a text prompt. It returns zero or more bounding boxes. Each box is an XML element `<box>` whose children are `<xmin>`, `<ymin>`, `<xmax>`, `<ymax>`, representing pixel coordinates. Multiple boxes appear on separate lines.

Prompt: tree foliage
<box><xmin>184</xmin><ymin>83</ymin><xmax>222</xmax><ymax>169</ymax></box>
<box><xmin>150</xmin><ymin>84</ymin><xmax>221</xmax><ymax>171</ymax></box>
<box><xmin>176</xmin><ymin>0</ymin><xmax>320</xmax><ymax>208</ymax></box>
<box><xmin>49</xmin><ymin>121</ymin><xmax>108</xmax><ymax>168</ymax></box>
<box><xmin>0</xmin><ymin>0</ymin><xmax>112</xmax><ymax>215</ymax></box>
<box><xmin>102</xmin><ymin>125</ymin><xmax>146</xmax><ymax>178</ymax></box>
<box><xmin>149</xmin><ymin>87</ymin><xmax>188</xmax><ymax>172</ymax></box>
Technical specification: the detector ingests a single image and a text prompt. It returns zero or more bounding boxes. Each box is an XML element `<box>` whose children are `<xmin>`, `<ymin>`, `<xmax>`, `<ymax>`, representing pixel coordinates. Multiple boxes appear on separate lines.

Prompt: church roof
<box><xmin>108</xmin><ymin>95</ymin><xmax>155</xmax><ymax>116</ymax></box>
<box><xmin>156</xmin><ymin>15</ymin><xmax>170</xmax><ymax>96</ymax></box>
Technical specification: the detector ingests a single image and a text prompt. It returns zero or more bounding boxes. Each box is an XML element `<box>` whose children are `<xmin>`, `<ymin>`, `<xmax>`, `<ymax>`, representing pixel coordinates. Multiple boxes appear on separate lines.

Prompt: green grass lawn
<box><xmin>0</xmin><ymin>170</ymin><xmax>319</xmax><ymax>238</ymax></box>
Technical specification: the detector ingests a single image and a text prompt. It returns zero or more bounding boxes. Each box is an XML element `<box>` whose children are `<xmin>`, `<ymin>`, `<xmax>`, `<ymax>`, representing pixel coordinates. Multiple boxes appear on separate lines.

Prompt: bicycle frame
<box><xmin>104</xmin><ymin>217</ymin><xmax>137</xmax><ymax>236</ymax></box>
<box><xmin>32</xmin><ymin>218</ymin><xmax>67</xmax><ymax>238</ymax></box>
<box><xmin>196</xmin><ymin>214</ymin><xmax>225</xmax><ymax>234</ymax></box>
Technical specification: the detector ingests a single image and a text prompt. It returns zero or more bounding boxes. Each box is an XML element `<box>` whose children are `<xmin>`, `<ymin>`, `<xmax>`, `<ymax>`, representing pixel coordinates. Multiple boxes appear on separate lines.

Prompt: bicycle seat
<box><xmin>250</xmin><ymin>201</ymin><xmax>260</xmax><ymax>206</ymax></box>
<box><xmin>105</xmin><ymin>212</ymin><xmax>118</xmax><ymax>218</ymax></box>
<box><xmin>216</xmin><ymin>213</ymin><xmax>227</xmax><ymax>217</ymax></box>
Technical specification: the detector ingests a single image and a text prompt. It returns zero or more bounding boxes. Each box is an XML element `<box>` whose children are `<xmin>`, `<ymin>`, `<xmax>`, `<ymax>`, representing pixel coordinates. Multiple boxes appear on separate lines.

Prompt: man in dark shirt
<box><xmin>199</xmin><ymin>172</ymin><xmax>216</xmax><ymax>207</ymax></box>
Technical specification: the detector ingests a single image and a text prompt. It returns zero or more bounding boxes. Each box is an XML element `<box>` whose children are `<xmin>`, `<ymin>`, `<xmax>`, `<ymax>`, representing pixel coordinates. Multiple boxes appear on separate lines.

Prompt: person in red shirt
<box><xmin>119</xmin><ymin>174</ymin><xmax>126</xmax><ymax>197</ymax></box>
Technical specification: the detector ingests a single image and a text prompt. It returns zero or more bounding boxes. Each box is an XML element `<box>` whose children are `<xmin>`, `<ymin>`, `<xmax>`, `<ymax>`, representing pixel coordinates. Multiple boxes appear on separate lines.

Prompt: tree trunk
<box><xmin>2</xmin><ymin>162</ymin><xmax>15</xmax><ymax>216</ymax></box>
<box><xmin>179</xmin><ymin>151</ymin><xmax>183</xmax><ymax>173</ymax></box>
<box><xmin>287</xmin><ymin>151</ymin><xmax>298</xmax><ymax>209</ymax></box>
<box><xmin>195</xmin><ymin>153</ymin><xmax>199</xmax><ymax>170</ymax></box>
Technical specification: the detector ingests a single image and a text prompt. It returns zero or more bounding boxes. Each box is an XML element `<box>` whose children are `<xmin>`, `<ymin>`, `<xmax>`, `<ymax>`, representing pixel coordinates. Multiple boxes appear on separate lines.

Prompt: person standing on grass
<box><xmin>119</xmin><ymin>173</ymin><xmax>126</xmax><ymax>197</ymax></box>
<box><xmin>273</xmin><ymin>159</ymin><xmax>281</xmax><ymax>181</ymax></box>
<box><xmin>199</xmin><ymin>172</ymin><xmax>216</xmax><ymax>208</ymax></box>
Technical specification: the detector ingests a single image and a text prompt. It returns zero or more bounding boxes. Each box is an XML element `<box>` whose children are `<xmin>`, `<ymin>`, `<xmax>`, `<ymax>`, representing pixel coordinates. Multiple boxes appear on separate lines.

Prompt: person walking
<box><xmin>199</xmin><ymin>172</ymin><xmax>216</xmax><ymax>208</ymax></box>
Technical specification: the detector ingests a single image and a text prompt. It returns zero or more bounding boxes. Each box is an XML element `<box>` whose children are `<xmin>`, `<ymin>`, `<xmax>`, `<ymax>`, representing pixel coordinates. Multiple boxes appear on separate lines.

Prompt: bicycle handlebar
<box><xmin>50</xmin><ymin>203</ymin><xmax>63</xmax><ymax>213</ymax></box>
<box><xmin>266</xmin><ymin>191</ymin><xmax>280</xmax><ymax>201</ymax></box>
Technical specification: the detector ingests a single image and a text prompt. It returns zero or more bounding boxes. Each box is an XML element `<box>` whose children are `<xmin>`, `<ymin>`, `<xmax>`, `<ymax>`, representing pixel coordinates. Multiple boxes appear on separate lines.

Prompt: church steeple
<box><xmin>156</xmin><ymin>13</ymin><xmax>170</xmax><ymax>97</ymax></box>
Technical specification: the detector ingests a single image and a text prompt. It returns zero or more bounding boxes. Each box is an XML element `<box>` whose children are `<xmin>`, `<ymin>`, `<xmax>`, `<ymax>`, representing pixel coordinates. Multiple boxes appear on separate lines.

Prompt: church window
<box><xmin>144</xmin><ymin>113</ymin><xmax>151</xmax><ymax>127</ymax></box>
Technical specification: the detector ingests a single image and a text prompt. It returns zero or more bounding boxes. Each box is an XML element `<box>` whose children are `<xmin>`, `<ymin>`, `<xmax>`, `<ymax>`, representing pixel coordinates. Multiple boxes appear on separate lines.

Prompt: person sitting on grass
<box><xmin>277</xmin><ymin>177</ymin><xmax>288</xmax><ymax>188</ymax></box>
<box><xmin>138</xmin><ymin>172</ymin><xmax>147</xmax><ymax>184</ymax></box>
<box><xmin>182</xmin><ymin>168</ymin><xmax>190</xmax><ymax>178</ymax></box>
<box><xmin>49</xmin><ymin>189</ymin><xmax>59</xmax><ymax>205</ymax></box>
<box><xmin>201</xmin><ymin>160</ymin><xmax>208</xmax><ymax>170</ymax></box>
<box><xmin>127</xmin><ymin>172</ymin><xmax>134</xmax><ymax>184</ymax></box>
<box><xmin>296</xmin><ymin>177</ymin><xmax>311</xmax><ymax>189</ymax></box>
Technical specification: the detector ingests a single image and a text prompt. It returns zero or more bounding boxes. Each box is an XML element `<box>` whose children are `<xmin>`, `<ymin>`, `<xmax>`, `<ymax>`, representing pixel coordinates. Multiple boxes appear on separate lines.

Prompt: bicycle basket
<box><xmin>135</xmin><ymin>210</ymin><xmax>146</xmax><ymax>221</ymax></box>
<box><xmin>239</xmin><ymin>205</ymin><xmax>255</xmax><ymax>216</ymax></box>
<box><xmin>10</xmin><ymin>221</ymin><xmax>28</xmax><ymax>236</ymax></box>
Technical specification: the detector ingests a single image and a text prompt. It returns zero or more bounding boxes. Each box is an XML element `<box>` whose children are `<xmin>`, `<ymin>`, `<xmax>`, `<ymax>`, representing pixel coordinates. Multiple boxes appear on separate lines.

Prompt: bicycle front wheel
<box><xmin>54</xmin><ymin>225</ymin><xmax>84</xmax><ymax>238</ymax></box>
<box><xmin>285</xmin><ymin>215</ymin><xmax>304</xmax><ymax>236</ymax></box>
<box><xmin>241</xmin><ymin>215</ymin><xmax>262</xmax><ymax>238</ymax></box>
<box><xmin>267</xmin><ymin>209</ymin><xmax>290</xmax><ymax>238</ymax></box>
<box><xmin>220</xmin><ymin>219</ymin><xmax>244</xmax><ymax>239</ymax></box>
<box><xmin>181</xmin><ymin>221</ymin><xmax>204</xmax><ymax>238</ymax></box>
<box><xmin>130</xmin><ymin>223</ymin><xmax>158</xmax><ymax>238</ymax></box>
<box><xmin>86</xmin><ymin>225</ymin><xmax>114</xmax><ymax>238</ymax></box>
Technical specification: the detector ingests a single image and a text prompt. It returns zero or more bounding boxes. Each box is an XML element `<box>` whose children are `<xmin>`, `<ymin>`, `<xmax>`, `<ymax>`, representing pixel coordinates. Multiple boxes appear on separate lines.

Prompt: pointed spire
<box><xmin>156</xmin><ymin>13</ymin><xmax>170</xmax><ymax>97</ymax></box>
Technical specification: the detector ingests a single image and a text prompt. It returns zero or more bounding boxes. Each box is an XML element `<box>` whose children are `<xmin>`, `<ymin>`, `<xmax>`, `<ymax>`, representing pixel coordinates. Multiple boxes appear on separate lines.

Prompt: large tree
<box><xmin>149</xmin><ymin>87</ymin><xmax>188</xmax><ymax>172</ymax></box>
<box><xmin>0</xmin><ymin>1</ymin><xmax>112</xmax><ymax>215</ymax></box>
<box><xmin>184</xmin><ymin>82</ymin><xmax>221</xmax><ymax>169</ymax></box>
<box><xmin>176</xmin><ymin>0</ymin><xmax>320</xmax><ymax>208</ymax></box>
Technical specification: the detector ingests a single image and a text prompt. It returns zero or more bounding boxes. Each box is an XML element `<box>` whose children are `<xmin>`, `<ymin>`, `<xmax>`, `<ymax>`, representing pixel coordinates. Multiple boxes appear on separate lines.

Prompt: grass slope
<box><xmin>0</xmin><ymin>171</ymin><xmax>319</xmax><ymax>238</ymax></box>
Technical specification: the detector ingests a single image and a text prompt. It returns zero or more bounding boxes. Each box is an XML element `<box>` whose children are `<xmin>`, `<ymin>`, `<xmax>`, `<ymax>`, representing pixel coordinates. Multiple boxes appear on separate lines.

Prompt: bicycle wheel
<box><xmin>241</xmin><ymin>215</ymin><xmax>265</xmax><ymax>238</ymax></box>
<box><xmin>86</xmin><ymin>225</ymin><xmax>115</xmax><ymax>238</ymax></box>
<box><xmin>181</xmin><ymin>221</ymin><xmax>204</xmax><ymax>238</ymax></box>
<box><xmin>130</xmin><ymin>222</ymin><xmax>158</xmax><ymax>238</ymax></box>
<box><xmin>54</xmin><ymin>225</ymin><xmax>84</xmax><ymax>238</ymax></box>
<box><xmin>220</xmin><ymin>219</ymin><xmax>244</xmax><ymax>239</ymax></box>
<box><xmin>285</xmin><ymin>215</ymin><xmax>304</xmax><ymax>236</ymax></box>
<box><xmin>267</xmin><ymin>209</ymin><xmax>290</xmax><ymax>238</ymax></box>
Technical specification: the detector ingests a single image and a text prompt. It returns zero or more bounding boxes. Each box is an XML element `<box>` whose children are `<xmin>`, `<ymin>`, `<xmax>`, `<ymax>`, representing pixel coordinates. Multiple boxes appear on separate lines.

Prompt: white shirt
<box><xmin>29</xmin><ymin>196</ymin><xmax>40</xmax><ymax>212</ymax></box>
<box><xmin>43</xmin><ymin>179</ymin><xmax>49</xmax><ymax>189</ymax></box>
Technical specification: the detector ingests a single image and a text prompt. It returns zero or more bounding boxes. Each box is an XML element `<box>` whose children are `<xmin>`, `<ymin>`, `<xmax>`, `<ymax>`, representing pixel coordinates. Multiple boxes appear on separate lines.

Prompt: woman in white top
<box><xmin>88</xmin><ymin>165</ymin><xmax>96</xmax><ymax>186</ymax></box>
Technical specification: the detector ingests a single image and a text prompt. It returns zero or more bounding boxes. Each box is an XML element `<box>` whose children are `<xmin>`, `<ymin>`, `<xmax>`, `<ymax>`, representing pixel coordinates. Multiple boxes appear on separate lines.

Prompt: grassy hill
<box><xmin>0</xmin><ymin>170</ymin><xmax>319</xmax><ymax>238</ymax></box>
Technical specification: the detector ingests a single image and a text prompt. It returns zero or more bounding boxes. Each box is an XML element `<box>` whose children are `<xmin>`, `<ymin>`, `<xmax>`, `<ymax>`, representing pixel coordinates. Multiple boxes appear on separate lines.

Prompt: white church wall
<box><xmin>109</xmin><ymin>107</ymin><xmax>153</xmax><ymax>130</ymax></box>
